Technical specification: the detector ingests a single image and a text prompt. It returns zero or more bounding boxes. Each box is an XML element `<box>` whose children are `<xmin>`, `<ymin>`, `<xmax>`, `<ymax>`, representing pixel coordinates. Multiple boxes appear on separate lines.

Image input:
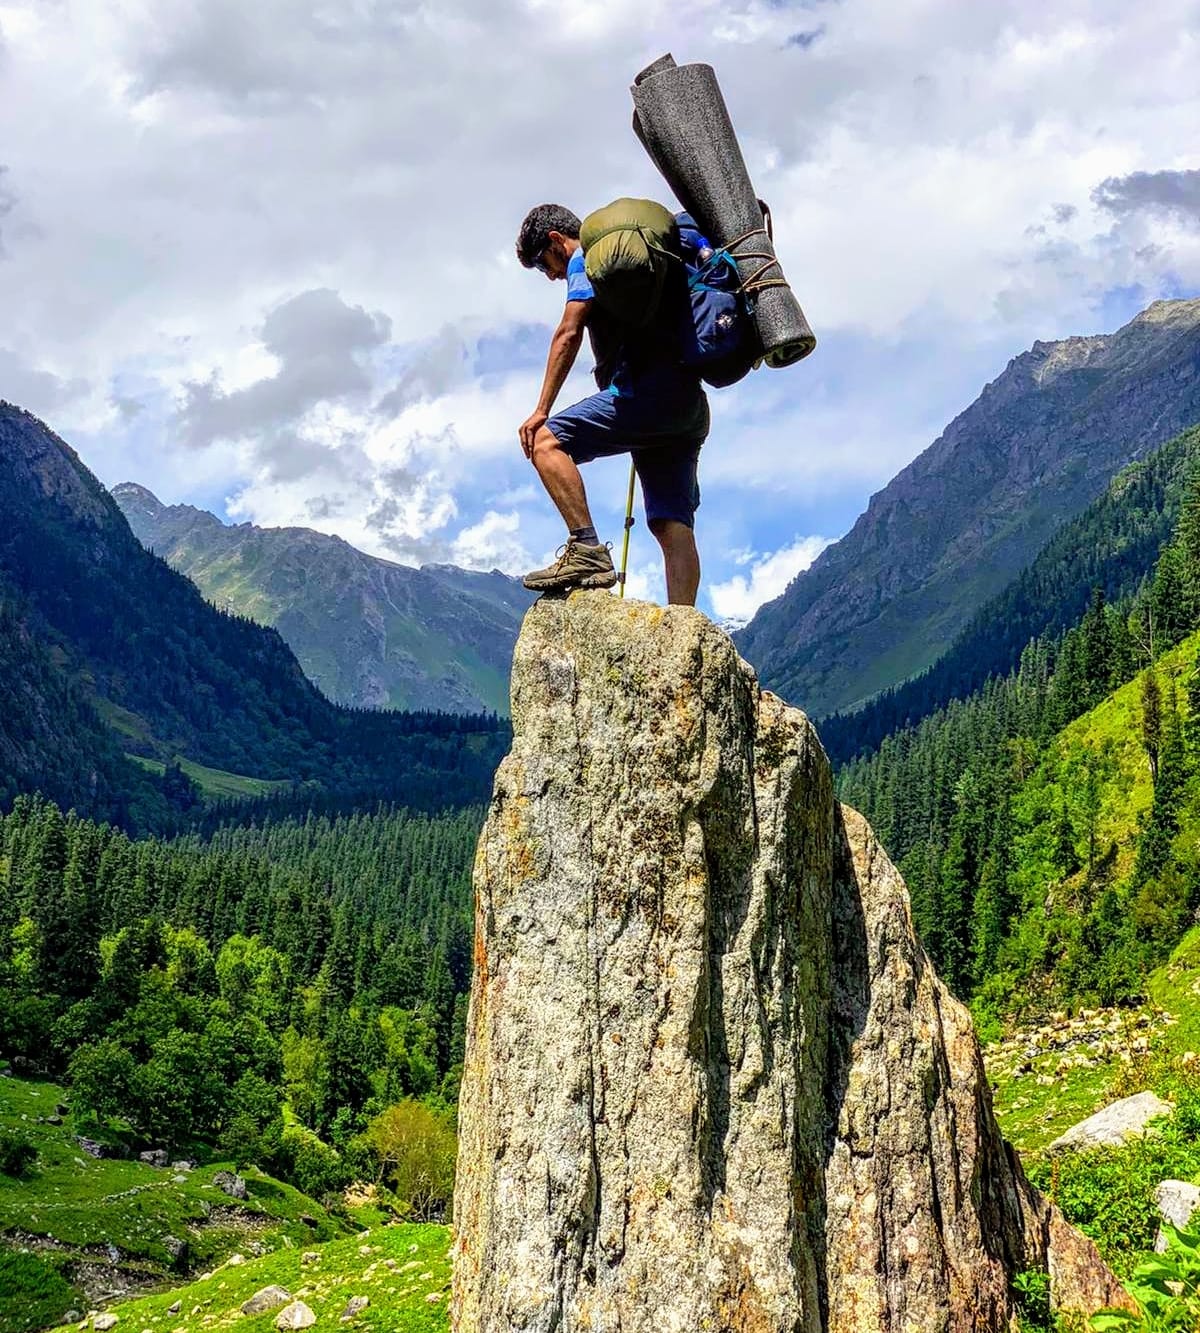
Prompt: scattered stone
<box><xmin>418</xmin><ymin>1270</ymin><xmax>433</xmax><ymax>1281</ymax></box>
<box><xmin>212</xmin><ymin>1170</ymin><xmax>247</xmax><ymax>1199</ymax></box>
<box><xmin>171</xmin><ymin>1174</ymin><xmax>188</xmax><ymax>1183</ymax></box>
<box><xmin>138</xmin><ymin>1149</ymin><xmax>169</xmax><ymax>1168</ymax></box>
<box><xmin>47</xmin><ymin>1114</ymin><xmax>63</xmax><ymax>1124</ymax></box>
<box><xmin>166</xmin><ymin>1304</ymin><xmax>181</xmax><ymax>1316</ymax></box>
<box><xmin>1049</xmin><ymin>1092</ymin><xmax>1174</xmax><ymax>1154</ymax></box>
<box><xmin>225</xmin><ymin>1253</ymin><xmax>246</xmax><ymax>1267</ymax></box>
<box><xmin>1154</xmin><ymin>1180</ymin><xmax>1200</xmax><ymax>1251</ymax></box>
<box><xmin>63</xmin><ymin>1315</ymin><xmax>81</xmax><ymax>1325</ymax></box>
<box><xmin>424</xmin><ymin>1291</ymin><xmax>443</xmax><ymax>1304</ymax></box>
<box><xmin>399</xmin><ymin>1260</ymin><xmax>421</xmax><ymax>1272</ymax></box>
<box><xmin>76</xmin><ymin>1137</ymin><xmax>106</xmax><ymax>1159</ymax></box>
<box><xmin>301</xmin><ymin>1250</ymin><xmax>320</xmax><ymax>1265</ymax></box>
<box><xmin>171</xmin><ymin>1159</ymin><xmax>195</xmax><ymax>1171</ymax></box>
<box><xmin>299</xmin><ymin>1213</ymin><xmax>318</xmax><ymax>1227</ymax></box>
<box><xmin>241</xmin><ymin>1286</ymin><xmax>292</xmax><ymax>1316</ymax></box>
<box><xmin>161</xmin><ymin>1235</ymin><xmax>186</xmax><ymax>1263</ymax></box>
<box><xmin>274</xmin><ymin>1301</ymin><xmax>317</xmax><ymax>1330</ymax></box>
<box><xmin>93</xmin><ymin>1317</ymin><xmax>119</xmax><ymax>1331</ymax></box>
<box><xmin>340</xmin><ymin>1296</ymin><xmax>370</xmax><ymax>1319</ymax></box>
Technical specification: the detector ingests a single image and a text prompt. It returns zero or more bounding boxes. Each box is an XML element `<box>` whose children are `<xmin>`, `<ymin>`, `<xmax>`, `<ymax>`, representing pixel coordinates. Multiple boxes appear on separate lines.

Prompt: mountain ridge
<box><xmin>0</xmin><ymin>401</ymin><xmax>506</xmax><ymax>829</ymax></box>
<box><xmin>113</xmin><ymin>483</ymin><xmax>533</xmax><ymax>715</ymax></box>
<box><xmin>736</xmin><ymin>297</ymin><xmax>1200</xmax><ymax>717</ymax></box>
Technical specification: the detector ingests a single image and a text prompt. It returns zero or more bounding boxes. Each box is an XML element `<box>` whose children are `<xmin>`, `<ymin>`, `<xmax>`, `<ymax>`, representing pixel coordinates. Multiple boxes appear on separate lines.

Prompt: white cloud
<box><xmin>450</xmin><ymin>510</ymin><xmax>535</xmax><ymax>572</ymax></box>
<box><xmin>0</xmin><ymin>0</ymin><xmax>1198</xmax><ymax>596</ymax></box>
<box><xmin>708</xmin><ymin>536</ymin><xmax>832</xmax><ymax>621</ymax></box>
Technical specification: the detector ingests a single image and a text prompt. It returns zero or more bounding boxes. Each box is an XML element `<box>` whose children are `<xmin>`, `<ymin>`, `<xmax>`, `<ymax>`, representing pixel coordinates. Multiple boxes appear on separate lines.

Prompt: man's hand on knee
<box><xmin>519</xmin><ymin>410</ymin><xmax>549</xmax><ymax>459</ymax></box>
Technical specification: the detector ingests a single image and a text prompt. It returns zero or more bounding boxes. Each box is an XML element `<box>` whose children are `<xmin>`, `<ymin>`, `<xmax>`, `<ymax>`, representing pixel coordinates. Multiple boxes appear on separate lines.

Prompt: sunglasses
<box><xmin>533</xmin><ymin>245</ymin><xmax>553</xmax><ymax>275</ymax></box>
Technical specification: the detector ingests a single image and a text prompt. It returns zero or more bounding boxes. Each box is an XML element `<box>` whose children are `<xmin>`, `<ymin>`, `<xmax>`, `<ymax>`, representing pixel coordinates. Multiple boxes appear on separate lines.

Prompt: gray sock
<box><xmin>570</xmin><ymin>525</ymin><xmax>599</xmax><ymax>545</ymax></box>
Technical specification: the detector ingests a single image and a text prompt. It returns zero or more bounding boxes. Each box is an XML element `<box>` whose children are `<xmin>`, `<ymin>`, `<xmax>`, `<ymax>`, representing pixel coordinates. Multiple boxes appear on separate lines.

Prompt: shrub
<box><xmin>364</xmin><ymin>1099</ymin><xmax>457</xmax><ymax>1221</ymax></box>
<box><xmin>1091</xmin><ymin>1224</ymin><xmax>1200</xmax><ymax>1330</ymax></box>
<box><xmin>279</xmin><ymin>1123</ymin><xmax>347</xmax><ymax>1199</ymax></box>
<box><xmin>1028</xmin><ymin>1117</ymin><xmax>1200</xmax><ymax>1273</ymax></box>
<box><xmin>0</xmin><ymin>1130</ymin><xmax>37</xmax><ymax>1178</ymax></box>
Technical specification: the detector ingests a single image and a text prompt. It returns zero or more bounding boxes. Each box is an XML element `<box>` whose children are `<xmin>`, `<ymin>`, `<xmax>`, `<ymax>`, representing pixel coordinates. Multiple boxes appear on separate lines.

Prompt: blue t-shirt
<box><xmin>566</xmin><ymin>247</ymin><xmax>594</xmax><ymax>304</ymax></box>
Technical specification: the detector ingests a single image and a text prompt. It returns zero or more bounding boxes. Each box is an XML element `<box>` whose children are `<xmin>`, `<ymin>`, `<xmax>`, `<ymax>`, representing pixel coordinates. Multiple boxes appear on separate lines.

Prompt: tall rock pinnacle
<box><xmin>452</xmin><ymin>594</ymin><xmax>1129</xmax><ymax>1331</ymax></box>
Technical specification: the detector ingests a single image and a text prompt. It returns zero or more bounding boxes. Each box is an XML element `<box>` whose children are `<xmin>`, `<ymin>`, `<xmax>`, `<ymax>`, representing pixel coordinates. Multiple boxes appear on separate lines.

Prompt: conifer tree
<box><xmin>1053</xmin><ymin>802</ymin><xmax>1080</xmax><ymax>879</ymax></box>
<box><xmin>1142</xmin><ymin>668</ymin><xmax>1163</xmax><ymax>784</ymax></box>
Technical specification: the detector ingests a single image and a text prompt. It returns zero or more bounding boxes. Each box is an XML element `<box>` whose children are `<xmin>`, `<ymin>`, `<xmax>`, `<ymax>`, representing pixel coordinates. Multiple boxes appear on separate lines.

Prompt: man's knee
<box><xmin>649</xmin><ymin>517</ymin><xmax>695</xmax><ymax>545</ymax></box>
<box><xmin>531</xmin><ymin>425</ymin><xmax>564</xmax><ymax>468</ymax></box>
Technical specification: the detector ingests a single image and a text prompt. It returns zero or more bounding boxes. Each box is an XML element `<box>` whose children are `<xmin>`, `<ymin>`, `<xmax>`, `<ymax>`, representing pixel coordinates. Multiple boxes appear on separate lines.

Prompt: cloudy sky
<box><xmin>2</xmin><ymin>0</ymin><xmax>1199</xmax><ymax>619</ymax></box>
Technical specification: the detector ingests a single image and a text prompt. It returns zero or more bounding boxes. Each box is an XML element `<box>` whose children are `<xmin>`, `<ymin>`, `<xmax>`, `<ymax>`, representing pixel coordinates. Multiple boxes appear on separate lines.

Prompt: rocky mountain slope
<box><xmin>113</xmin><ymin>483</ymin><xmax>533</xmax><ymax>715</ymax></box>
<box><xmin>0</xmin><ymin>402</ymin><xmax>506</xmax><ymax>830</ymax></box>
<box><xmin>737</xmin><ymin>297</ymin><xmax>1200</xmax><ymax>718</ymax></box>
<box><xmin>823</xmin><ymin>421</ymin><xmax>1200</xmax><ymax>764</ymax></box>
<box><xmin>452</xmin><ymin>593</ymin><xmax>1127</xmax><ymax>1331</ymax></box>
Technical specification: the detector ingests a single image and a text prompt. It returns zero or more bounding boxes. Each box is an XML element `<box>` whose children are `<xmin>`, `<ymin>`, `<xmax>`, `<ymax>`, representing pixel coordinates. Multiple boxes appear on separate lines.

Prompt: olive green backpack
<box><xmin>580</xmin><ymin>198</ymin><xmax>680</xmax><ymax>328</ymax></box>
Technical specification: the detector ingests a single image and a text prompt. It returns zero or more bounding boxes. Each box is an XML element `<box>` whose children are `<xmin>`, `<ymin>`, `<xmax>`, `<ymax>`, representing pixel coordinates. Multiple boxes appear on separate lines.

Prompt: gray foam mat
<box><xmin>632</xmin><ymin>54</ymin><xmax>816</xmax><ymax>369</ymax></box>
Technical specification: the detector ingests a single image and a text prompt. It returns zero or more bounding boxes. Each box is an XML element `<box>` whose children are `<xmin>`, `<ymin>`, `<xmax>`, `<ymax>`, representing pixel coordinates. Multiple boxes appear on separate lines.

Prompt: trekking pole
<box><xmin>618</xmin><ymin>460</ymin><xmax>636</xmax><ymax>598</ymax></box>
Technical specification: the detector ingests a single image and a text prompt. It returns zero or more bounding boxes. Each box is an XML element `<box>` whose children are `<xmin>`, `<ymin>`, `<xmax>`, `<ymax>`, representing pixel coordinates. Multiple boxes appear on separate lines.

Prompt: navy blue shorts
<box><xmin>546</xmin><ymin>367</ymin><xmax>709</xmax><ymax>528</ymax></box>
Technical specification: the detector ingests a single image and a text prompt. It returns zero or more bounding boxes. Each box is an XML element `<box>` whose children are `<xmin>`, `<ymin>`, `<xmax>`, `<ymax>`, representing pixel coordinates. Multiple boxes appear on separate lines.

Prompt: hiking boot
<box><xmin>523</xmin><ymin>540</ymin><xmax>617</xmax><ymax>593</ymax></box>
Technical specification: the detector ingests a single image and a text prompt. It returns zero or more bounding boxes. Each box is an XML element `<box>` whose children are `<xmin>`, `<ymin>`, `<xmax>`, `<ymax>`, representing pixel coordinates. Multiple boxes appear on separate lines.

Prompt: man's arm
<box><xmin>520</xmin><ymin>299</ymin><xmax>590</xmax><ymax>458</ymax></box>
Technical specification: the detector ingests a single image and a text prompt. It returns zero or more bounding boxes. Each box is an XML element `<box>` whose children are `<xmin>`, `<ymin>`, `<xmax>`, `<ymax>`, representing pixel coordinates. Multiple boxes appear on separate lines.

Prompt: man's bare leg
<box><xmin>649</xmin><ymin>518</ymin><xmax>700</xmax><ymax>607</ymax></box>
<box><xmin>530</xmin><ymin>426</ymin><xmax>593</xmax><ymax>531</ymax></box>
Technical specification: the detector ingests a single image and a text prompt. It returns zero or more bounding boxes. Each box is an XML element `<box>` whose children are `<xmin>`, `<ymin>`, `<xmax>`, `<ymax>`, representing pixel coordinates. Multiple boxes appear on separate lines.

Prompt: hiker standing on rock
<box><xmin>516</xmin><ymin>203</ymin><xmax>708</xmax><ymax>607</ymax></box>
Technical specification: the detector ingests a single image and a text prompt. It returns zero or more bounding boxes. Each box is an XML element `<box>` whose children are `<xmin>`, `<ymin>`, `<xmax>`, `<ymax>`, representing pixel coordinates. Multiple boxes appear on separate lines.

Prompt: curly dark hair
<box><xmin>515</xmin><ymin>204</ymin><xmax>582</xmax><ymax>268</ymax></box>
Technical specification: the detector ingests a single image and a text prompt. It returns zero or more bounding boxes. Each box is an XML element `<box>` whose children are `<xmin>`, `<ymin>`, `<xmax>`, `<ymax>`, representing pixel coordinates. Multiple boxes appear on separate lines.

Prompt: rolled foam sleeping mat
<box><xmin>632</xmin><ymin>54</ymin><xmax>816</xmax><ymax>368</ymax></box>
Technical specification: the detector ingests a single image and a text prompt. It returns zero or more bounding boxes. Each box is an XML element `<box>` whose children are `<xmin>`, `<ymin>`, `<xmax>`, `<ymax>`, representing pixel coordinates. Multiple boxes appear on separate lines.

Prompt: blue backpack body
<box><xmin>674</xmin><ymin>212</ymin><xmax>761</xmax><ymax>388</ymax></box>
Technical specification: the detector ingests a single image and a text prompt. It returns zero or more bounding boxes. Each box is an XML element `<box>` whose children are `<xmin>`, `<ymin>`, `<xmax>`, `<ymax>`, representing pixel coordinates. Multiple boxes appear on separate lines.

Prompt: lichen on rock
<box><xmin>452</xmin><ymin>592</ymin><xmax>1131</xmax><ymax>1332</ymax></box>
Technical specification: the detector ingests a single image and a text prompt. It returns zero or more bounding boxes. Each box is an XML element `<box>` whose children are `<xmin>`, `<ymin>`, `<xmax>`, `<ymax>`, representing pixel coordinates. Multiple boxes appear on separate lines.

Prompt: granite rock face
<box><xmin>452</xmin><ymin>593</ymin><xmax>1130</xmax><ymax>1331</ymax></box>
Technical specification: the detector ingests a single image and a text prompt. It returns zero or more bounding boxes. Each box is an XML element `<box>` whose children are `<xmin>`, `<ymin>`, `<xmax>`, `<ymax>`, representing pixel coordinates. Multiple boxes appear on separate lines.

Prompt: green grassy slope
<box><xmin>984</xmin><ymin>927</ymin><xmax>1200</xmax><ymax>1277</ymax></box>
<box><xmin>0</xmin><ymin>1078</ymin><xmax>345</xmax><ymax>1331</ymax></box>
<box><xmin>125</xmin><ymin>754</ymin><xmax>294</xmax><ymax>801</ymax></box>
<box><xmin>975</xmin><ymin>628</ymin><xmax>1200</xmax><ymax>1021</ymax></box>
<box><xmin>46</xmin><ymin>1223</ymin><xmax>451</xmax><ymax>1333</ymax></box>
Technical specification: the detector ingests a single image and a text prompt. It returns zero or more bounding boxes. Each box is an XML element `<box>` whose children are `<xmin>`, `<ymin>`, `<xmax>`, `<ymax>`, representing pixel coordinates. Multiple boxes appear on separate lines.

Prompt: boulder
<box><xmin>1154</xmin><ymin>1179</ymin><xmax>1200</xmax><ymax>1251</ymax></box>
<box><xmin>340</xmin><ymin>1295</ymin><xmax>370</xmax><ymax>1318</ymax></box>
<box><xmin>92</xmin><ymin>1317</ymin><xmax>118</xmax><ymax>1331</ymax></box>
<box><xmin>1048</xmin><ymin>1091</ymin><xmax>1173</xmax><ymax>1154</ymax></box>
<box><xmin>452</xmin><ymin>595</ymin><xmax>1133</xmax><ymax>1333</ymax></box>
<box><xmin>241</xmin><ymin>1286</ymin><xmax>292</xmax><ymax>1315</ymax></box>
<box><xmin>138</xmin><ymin>1149</ymin><xmax>168</xmax><ymax>1168</ymax></box>
<box><xmin>212</xmin><ymin>1169</ymin><xmax>247</xmax><ymax>1199</ymax></box>
<box><xmin>274</xmin><ymin>1302</ymin><xmax>317</xmax><ymax>1331</ymax></box>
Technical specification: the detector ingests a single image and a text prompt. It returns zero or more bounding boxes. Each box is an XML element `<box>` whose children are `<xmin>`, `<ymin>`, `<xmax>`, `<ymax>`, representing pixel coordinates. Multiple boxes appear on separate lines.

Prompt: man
<box><xmin>515</xmin><ymin>203</ymin><xmax>709</xmax><ymax>606</ymax></box>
